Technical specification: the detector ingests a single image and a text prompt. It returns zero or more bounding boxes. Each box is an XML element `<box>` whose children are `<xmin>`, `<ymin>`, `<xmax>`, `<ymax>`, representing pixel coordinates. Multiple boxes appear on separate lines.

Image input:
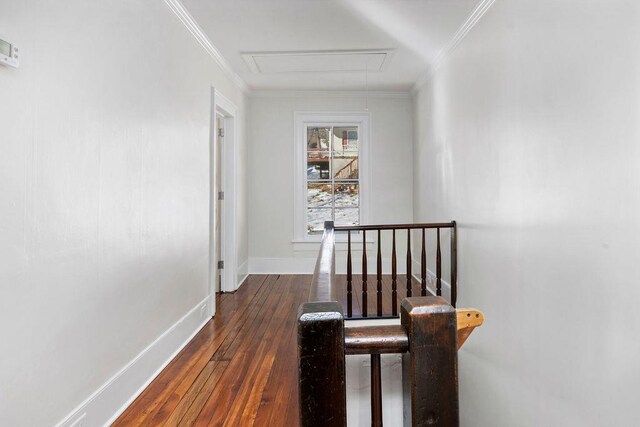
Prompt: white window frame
<box><xmin>293</xmin><ymin>111</ymin><xmax>371</xmax><ymax>243</ymax></box>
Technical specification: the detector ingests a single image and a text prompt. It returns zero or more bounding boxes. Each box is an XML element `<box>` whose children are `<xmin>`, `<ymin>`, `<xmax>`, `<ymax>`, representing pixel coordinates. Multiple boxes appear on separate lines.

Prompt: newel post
<box><xmin>297</xmin><ymin>301</ymin><xmax>347</xmax><ymax>427</ymax></box>
<box><xmin>401</xmin><ymin>297</ymin><xmax>459</xmax><ymax>426</ymax></box>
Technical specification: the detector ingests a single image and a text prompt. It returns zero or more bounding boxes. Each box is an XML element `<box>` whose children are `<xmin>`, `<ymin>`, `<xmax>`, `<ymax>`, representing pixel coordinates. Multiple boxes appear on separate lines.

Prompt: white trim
<box><xmin>293</xmin><ymin>112</ymin><xmax>372</xmax><ymax>242</ymax></box>
<box><xmin>237</xmin><ymin>259</ymin><xmax>249</xmax><ymax>289</ymax></box>
<box><xmin>411</xmin><ymin>0</ymin><xmax>497</xmax><ymax>95</ymax></box>
<box><xmin>208</xmin><ymin>89</ymin><xmax>218</xmax><ymax>316</ymax></box>
<box><xmin>411</xmin><ymin>258</ymin><xmax>453</xmax><ymax>301</ymax></box>
<box><xmin>241</xmin><ymin>49</ymin><xmax>394</xmax><ymax>74</ymax></box>
<box><xmin>55</xmin><ymin>296</ymin><xmax>211</xmax><ymax>427</ymax></box>
<box><xmin>213</xmin><ymin>90</ymin><xmax>240</xmax><ymax>294</ymax></box>
<box><xmin>215</xmin><ymin>90</ymin><xmax>238</xmax><ymax>116</ymax></box>
<box><xmin>163</xmin><ymin>0</ymin><xmax>249</xmax><ymax>93</ymax></box>
<box><xmin>237</xmin><ymin>273</ymin><xmax>249</xmax><ymax>289</ymax></box>
<box><xmin>248</xmin><ymin>257</ymin><xmax>408</xmax><ymax>275</ymax></box>
<box><xmin>250</xmin><ymin>90</ymin><xmax>410</xmax><ymax>99</ymax></box>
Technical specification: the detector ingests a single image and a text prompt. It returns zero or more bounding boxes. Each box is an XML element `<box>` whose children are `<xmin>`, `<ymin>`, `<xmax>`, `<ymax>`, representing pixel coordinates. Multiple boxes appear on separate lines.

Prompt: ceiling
<box><xmin>181</xmin><ymin>0</ymin><xmax>481</xmax><ymax>92</ymax></box>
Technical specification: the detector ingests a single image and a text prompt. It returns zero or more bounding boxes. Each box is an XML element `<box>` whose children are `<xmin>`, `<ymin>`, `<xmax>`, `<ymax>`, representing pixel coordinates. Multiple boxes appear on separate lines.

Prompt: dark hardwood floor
<box><xmin>114</xmin><ymin>273</ymin><xmax>420</xmax><ymax>426</ymax></box>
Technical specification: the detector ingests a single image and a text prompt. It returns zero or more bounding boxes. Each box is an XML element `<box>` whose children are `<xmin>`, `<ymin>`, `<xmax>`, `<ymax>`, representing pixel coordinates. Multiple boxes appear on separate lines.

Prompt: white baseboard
<box><xmin>55</xmin><ymin>296</ymin><xmax>212</xmax><ymax>427</ymax></box>
<box><xmin>237</xmin><ymin>273</ymin><xmax>249</xmax><ymax>289</ymax></box>
<box><xmin>236</xmin><ymin>259</ymin><xmax>249</xmax><ymax>289</ymax></box>
<box><xmin>411</xmin><ymin>258</ymin><xmax>452</xmax><ymax>301</ymax></box>
<box><xmin>248</xmin><ymin>257</ymin><xmax>409</xmax><ymax>275</ymax></box>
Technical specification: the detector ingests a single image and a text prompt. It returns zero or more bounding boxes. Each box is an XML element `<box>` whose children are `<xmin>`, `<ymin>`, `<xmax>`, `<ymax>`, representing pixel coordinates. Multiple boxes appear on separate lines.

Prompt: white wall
<box><xmin>247</xmin><ymin>92</ymin><xmax>414</xmax><ymax>272</ymax></box>
<box><xmin>0</xmin><ymin>1</ymin><xmax>247</xmax><ymax>425</ymax></box>
<box><xmin>413</xmin><ymin>0</ymin><xmax>640</xmax><ymax>425</ymax></box>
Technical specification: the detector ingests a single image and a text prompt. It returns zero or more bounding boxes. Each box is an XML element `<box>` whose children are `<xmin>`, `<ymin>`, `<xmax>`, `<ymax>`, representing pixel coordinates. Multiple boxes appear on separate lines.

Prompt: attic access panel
<box><xmin>241</xmin><ymin>50</ymin><xmax>390</xmax><ymax>73</ymax></box>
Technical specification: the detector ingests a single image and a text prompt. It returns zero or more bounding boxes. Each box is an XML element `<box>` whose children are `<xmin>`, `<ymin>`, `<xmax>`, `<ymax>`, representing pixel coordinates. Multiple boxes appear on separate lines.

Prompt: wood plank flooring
<box><xmin>114</xmin><ymin>273</ymin><xmax>422</xmax><ymax>426</ymax></box>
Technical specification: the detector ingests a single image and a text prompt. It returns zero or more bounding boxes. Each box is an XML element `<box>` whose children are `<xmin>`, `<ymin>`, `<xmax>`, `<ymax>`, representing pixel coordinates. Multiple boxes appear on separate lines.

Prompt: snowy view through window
<box><xmin>307</xmin><ymin>126</ymin><xmax>359</xmax><ymax>233</ymax></box>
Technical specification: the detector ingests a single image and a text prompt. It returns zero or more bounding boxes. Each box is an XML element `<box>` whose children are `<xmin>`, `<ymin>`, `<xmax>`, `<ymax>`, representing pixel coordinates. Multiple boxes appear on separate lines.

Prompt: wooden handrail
<box><xmin>308</xmin><ymin>221</ymin><xmax>338</xmax><ymax>303</ymax></box>
<box><xmin>345</xmin><ymin>325</ymin><xmax>409</xmax><ymax>355</ymax></box>
<box><xmin>335</xmin><ymin>221</ymin><xmax>455</xmax><ymax>231</ymax></box>
<box><xmin>344</xmin><ymin>309</ymin><xmax>484</xmax><ymax>355</ymax></box>
<box><xmin>298</xmin><ymin>221</ymin><xmax>346</xmax><ymax>426</ymax></box>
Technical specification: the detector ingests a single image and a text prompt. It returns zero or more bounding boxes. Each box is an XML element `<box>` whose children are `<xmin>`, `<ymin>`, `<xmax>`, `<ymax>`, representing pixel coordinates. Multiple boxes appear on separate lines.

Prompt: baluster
<box><xmin>376</xmin><ymin>230</ymin><xmax>382</xmax><ymax>317</ymax></box>
<box><xmin>436</xmin><ymin>228</ymin><xmax>442</xmax><ymax>296</ymax></box>
<box><xmin>421</xmin><ymin>228</ymin><xmax>427</xmax><ymax>296</ymax></box>
<box><xmin>391</xmin><ymin>229</ymin><xmax>398</xmax><ymax>317</ymax></box>
<box><xmin>371</xmin><ymin>354</ymin><xmax>383</xmax><ymax>427</ymax></box>
<box><xmin>362</xmin><ymin>230</ymin><xmax>368</xmax><ymax>317</ymax></box>
<box><xmin>406</xmin><ymin>229</ymin><xmax>412</xmax><ymax>297</ymax></box>
<box><xmin>450</xmin><ymin>221</ymin><xmax>457</xmax><ymax>308</ymax></box>
<box><xmin>347</xmin><ymin>230</ymin><xmax>353</xmax><ymax>318</ymax></box>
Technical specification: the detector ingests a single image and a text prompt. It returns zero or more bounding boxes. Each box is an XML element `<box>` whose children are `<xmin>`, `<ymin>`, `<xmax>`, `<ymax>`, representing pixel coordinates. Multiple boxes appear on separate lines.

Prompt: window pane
<box><xmin>332</xmin><ymin>152</ymin><xmax>358</xmax><ymax>179</ymax></box>
<box><xmin>332</xmin><ymin>126</ymin><xmax>358</xmax><ymax>152</ymax></box>
<box><xmin>304</xmin><ymin>122</ymin><xmax>361</xmax><ymax>236</ymax></box>
<box><xmin>334</xmin><ymin>208</ymin><xmax>359</xmax><ymax>227</ymax></box>
<box><xmin>334</xmin><ymin>183</ymin><xmax>358</xmax><ymax>207</ymax></box>
<box><xmin>307</xmin><ymin>208</ymin><xmax>332</xmax><ymax>233</ymax></box>
<box><xmin>307</xmin><ymin>152</ymin><xmax>330</xmax><ymax>179</ymax></box>
<box><xmin>307</xmin><ymin>183</ymin><xmax>333</xmax><ymax>207</ymax></box>
<box><xmin>308</xmin><ymin>127</ymin><xmax>331</xmax><ymax>151</ymax></box>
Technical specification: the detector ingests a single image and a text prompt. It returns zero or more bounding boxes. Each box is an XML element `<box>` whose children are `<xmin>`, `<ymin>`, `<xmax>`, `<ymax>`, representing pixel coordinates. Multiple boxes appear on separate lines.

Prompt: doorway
<box><xmin>214</xmin><ymin>114</ymin><xmax>224</xmax><ymax>294</ymax></box>
<box><xmin>209</xmin><ymin>88</ymin><xmax>238</xmax><ymax>317</ymax></box>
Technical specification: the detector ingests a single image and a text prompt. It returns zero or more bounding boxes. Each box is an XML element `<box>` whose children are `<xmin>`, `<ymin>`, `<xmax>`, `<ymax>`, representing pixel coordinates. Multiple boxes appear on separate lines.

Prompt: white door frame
<box><xmin>209</xmin><ymin>88</ymin><xmax>238</xmax><ymax>316</ymax></box>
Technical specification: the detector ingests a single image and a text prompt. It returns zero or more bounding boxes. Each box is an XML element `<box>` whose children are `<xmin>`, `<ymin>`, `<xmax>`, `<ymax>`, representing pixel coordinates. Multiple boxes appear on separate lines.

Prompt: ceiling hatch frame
<box><xmin>241</xmin><ymin>49</ymin><xmax>394</xmax><ymax>74</ymax></box>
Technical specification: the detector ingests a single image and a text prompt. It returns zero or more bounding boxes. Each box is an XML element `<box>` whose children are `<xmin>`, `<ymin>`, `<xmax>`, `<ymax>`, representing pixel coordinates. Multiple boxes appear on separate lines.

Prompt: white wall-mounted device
<box><xmin>0</xmin><ymin>37</ymin><xmax>19</xmax><ymax>68</ymax></box>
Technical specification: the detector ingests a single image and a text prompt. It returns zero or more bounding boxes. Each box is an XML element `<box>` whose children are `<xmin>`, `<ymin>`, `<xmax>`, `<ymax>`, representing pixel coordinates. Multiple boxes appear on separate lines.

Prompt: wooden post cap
<box><xmin>298</xmin><ymin>301</ymin><xmax>343</xmax><ymax>322</ymax></box>
<box><xmin>401</xmin><ymin>296</ymin><xmax>455</xmax><ymax>316</ymax></box>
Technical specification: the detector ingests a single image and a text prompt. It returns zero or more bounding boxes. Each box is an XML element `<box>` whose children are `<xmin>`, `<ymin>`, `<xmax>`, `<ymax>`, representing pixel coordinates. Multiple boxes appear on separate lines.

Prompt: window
<box><xmin>306</xmin><ymin>126</ymin><xmax>360</xmax><ymax>233</ymax></box>
<box><xmin>294</xmin><ymin>112</ymin><xmax>370</xmax><ymax>241</ymax></box>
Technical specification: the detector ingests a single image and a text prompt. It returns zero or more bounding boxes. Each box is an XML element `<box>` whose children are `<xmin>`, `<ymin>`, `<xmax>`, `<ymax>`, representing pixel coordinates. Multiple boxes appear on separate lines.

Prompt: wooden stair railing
<box><xmin>337</xmin><ymin>221</ymin><xmax>458</xmax><ymax>318</ymax></box>
<box><xmin>298</xmin><ymin>221</ymin><xmax>346</xmax><ymax>426</ymax></box>
<box><xmin>334</xmin><ymin>157</ymin><xmax>358</xmax><ymax>180</ymax></box>
<box><xmin>298</xmin><ymin>221</ymin><xmax>483</xmax><ymax>427</ymax></box>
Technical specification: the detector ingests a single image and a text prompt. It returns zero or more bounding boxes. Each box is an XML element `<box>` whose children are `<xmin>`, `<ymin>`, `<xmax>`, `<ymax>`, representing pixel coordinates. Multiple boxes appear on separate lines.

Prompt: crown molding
<box><xmin>249</xmin><ymin>90</ymin><xmax>411</xmax><ymax>99</ymax></box>
<box><xmin>164</xmin><ymin>0</ymin><xmax>249</xmax><ymax>93</ymax></box>
<box><xmin>411</xmin><ymin>0</ymin><xmax>496</xmax><ymax>95</ymax></box>
<box><xmin>163</xmin><ymin>0</ymin><xmax>495</xmax><ymax>97</ymax></box>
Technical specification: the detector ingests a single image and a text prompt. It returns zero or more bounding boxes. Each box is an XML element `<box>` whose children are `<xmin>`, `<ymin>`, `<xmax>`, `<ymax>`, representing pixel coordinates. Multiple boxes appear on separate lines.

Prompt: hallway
<box><xmin>4</xmin><ymin>0</ymin><xmax>640</xmax><ymax>425</ymax></box>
